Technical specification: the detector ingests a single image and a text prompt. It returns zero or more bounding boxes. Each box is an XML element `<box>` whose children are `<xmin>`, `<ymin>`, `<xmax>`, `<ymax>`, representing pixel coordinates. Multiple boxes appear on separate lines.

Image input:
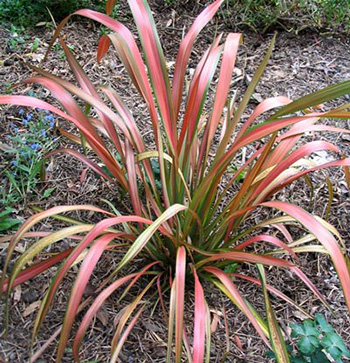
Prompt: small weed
<box><xmin>32</xmin><ymin>38</ymin><xmax>40</xmax><ymax>52</ymax></box>
<box><xmin>0</xmin><ymin>207</ymin><xmax>21</xmax><ymax>232</ymax></box>
<box><xmin>7</xmin><ymin>25</ymin><xmax>29</xmax><ymax>52</ymax></box>
<box><xmin>1</xmin><ymin>107</ymin><xmax>59</xmax><ymax>207</ymax></box>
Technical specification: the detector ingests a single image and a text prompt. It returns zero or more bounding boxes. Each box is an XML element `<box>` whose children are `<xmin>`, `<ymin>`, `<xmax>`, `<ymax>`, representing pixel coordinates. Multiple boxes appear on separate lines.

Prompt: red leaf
<box><xmin>172</xmin><ymin>0</ymin><xmax>224</xmax><ymax>119</ymax></box>
<box><xmin>97</xmin><ymin>34</ymin><xmax>111</xmax><ymax>62</ymax></box>
<box><xmin>106</xmin><ymin>0</ymin><xmax>117</xmax><ymax>15</ymax></box>
<box><xmin>262</xmin><ymin>201</ymin><xmax>350</xmax><ymax>310</ymax></box>
<box><xmin>73</xmin><ymin>262</ymin><xmax>158</xmax><ymax>361</ymax></box>
<box><xmin>175</xmin><ymin>247</ymin><xmax>186</xmax><ymax>362</ymax></box>
<box><xmin>193</xmin><ymin>268</ymin><xmax>206</xmax><ymax>363</ymax></box>
<box><xmin>57</xmin><ymin>233</ymin><xmax>118</xmax><ymax>361</ymax></box>
<box><xmin>204</xmin><ymin>267</ymin><xmax>270</xmax><ymax>346</ymax></box>
<box><xmin>1</xmin><ymin>248</ymin><xmax>73</xmax><ymax>293</ymax></box>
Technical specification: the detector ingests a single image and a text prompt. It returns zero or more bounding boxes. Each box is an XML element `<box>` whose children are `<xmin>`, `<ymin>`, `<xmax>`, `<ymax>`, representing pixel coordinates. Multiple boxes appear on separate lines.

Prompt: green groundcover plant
<box><xmin>268</xmin><ymin>314</ymin><xmax>350</xmax><ymax>362</ymax></box>
<box><xmin>1</xmin><ymin>0</ymin><xmax>350</xmax><ymax>361</ymax></box>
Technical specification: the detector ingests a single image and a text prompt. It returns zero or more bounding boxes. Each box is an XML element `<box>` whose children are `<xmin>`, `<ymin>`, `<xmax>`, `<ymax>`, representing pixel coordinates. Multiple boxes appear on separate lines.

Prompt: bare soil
<box><xmin>0</xmin><ymin>1</ymin><xmax>350</xmax><ymax>362</ymax></box>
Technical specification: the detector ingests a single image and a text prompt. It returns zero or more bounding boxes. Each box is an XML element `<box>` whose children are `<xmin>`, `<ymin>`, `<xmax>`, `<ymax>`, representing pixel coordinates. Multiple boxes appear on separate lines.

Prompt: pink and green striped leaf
<box><xmin>193</xmin><ymin>268</ymin><xmax>206</xmax><ymax>363</ymax></box>
<box><xmin>262</xmin><ymin>201</ymin><xmax>350</xmax><ymax>310</ymax></box>
<box><xmin>175</xmin><ymin>247</ymin><xmax>186</xmax><ymax>363</ymax></box>
<box><xmin>257</xmin><ymin>265</ymin><xmax>290</xmax><ymax>363</ymax></box>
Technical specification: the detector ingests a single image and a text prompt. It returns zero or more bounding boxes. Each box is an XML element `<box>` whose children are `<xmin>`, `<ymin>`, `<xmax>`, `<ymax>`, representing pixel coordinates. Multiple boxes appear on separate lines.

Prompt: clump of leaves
<box><xmin>0</xmin><ymin>0</ymin><xmax>119</xmax><ymax>28</ymax></box>
<box><xmin>220</xmin><ymin>0</ymin><xmax>350</xmax><ymax>34</ymax></box>
<box><xmin>268</xmin><ymin>314</ymin><xmax>350</xmax><ymax>362</ymax></box>
<box><xmin>1</xmin><ymin>0</ymin><xmax>350</xmax><ymax>362</ymax></box>
<box><xmin>6</xmin><ymin>25</ymin><xmax>29</xmax><ymax>52</ymax></box>
<box><xmin>291</xmin><ymin>314</ymin><xmax>350</xmax><ymax>362</ymax></box>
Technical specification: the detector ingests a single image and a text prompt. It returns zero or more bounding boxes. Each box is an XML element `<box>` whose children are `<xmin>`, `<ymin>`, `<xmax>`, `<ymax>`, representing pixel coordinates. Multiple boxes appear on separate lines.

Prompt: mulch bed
<box><xmin>0</xmin><ymin>1</ymin><xmax>350</xmax><ymax>362</ymax></box>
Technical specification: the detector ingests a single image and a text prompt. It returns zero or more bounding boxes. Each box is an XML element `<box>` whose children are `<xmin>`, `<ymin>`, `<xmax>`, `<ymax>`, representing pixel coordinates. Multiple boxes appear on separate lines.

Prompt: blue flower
<box><xmin>22</xmin><ymin>118</ymin><xmax>28</xmax><ymax>125</ymax></box>
<box><xmin>18</xmin><ymin>109</ymin><xmax>24</xmax><ymax>115</ymax></box>
<box><xmin>44</xmin><ymin>114</ymin><xmax>54</xmax><ymax>121</ymax></box>
<box><xmin>14</xmin><ymin>127</ymin><xmax>19</xmax><ymax>133</ymax></box>
<box><xmin>30</xmin><ymin>143</ymin><xmax>40</xmax><ymax>150</ymax></box>
<box><xmin>37</xmin><ymin>108</ymin><xmax>43</xmax><ymax>112</ymax></box>
<box><xmin>11</xmin><ymin>160</ymin><xmax>17</xmax><ymax>166</ymax></box>
<box><xmin>27</xmin><ymin>113</ymin><xmax>33</xmax><ymax>120</ymax></box>
<box><xmin>45</xmin><ymin>110</ymin><xmax>51</xmax><ymax>115</ymax></box>
<box><xmin>10</xmin><ymin>122</ymin><xmax>15</xmax><ymax>128</ymax></box>
<box><xmin>13</xmin><ymin>172</ymin><xmax>17</xmax><ymax>177</ymax></box>
<box><xmin>41</xmin><ymin>130</ymin><xmax>46</xmax><ymax>136</ymax></box>
<box><xmin>49</xmin><ymin>121</ymin><xmax>55</xmax><ymax>127</ymax></box>
<box><xmin>22</xmin><ymin>140</ymin><xmax>27</xmax><ymax>144</ymax></box>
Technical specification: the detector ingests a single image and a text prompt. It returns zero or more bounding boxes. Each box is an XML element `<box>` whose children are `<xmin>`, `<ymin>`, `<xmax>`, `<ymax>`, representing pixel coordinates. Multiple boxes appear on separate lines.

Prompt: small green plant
<box><xmin>291</xmin><ymin>314</ymin><xmax>350</xmax><ymax>362</ymax></box>
<box><xmin>0</xmin><ymin>208</ymin><xmax>21</xmax><ymax>232</ymax></box>
<box><xmin>32</xmin><ymin>38</ymin><xmax>41</xmax><ymax>53</ymax></box>
<box><xmin>7</xmin><ymin>25</ymin><xmax>29</xmax><ymax>52</ymax></box>
<box><xmin>268</xmin><ymin>314</ymin><xmax>350</xmax><ymax>362</ymax></box>
<box><xmin>1</xmin><ymin>108</ymin><xmax>58</xmax><ymax>207</ymax></box>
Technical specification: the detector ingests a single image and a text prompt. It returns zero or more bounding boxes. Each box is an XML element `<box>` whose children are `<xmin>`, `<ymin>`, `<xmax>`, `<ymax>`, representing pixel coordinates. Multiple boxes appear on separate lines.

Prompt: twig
<box><xmin>30</xmin><ymin>326</ymin><xmax>61</xmax><ymax>362</ymax></box>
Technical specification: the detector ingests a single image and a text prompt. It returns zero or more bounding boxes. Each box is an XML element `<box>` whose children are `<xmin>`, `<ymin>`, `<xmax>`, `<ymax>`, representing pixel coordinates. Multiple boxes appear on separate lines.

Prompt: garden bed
<box><xmin>0</xmin><ymin>1</ymin><xmax>350</xmax><ymax>362</ymax></box>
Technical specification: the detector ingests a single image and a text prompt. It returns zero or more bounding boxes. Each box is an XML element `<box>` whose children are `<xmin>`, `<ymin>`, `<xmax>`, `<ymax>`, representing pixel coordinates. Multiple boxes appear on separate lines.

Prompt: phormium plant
<box><xmin>1</xmin><ymin>0</ymin><xmax>350</xmax><ymax>361</ymax></box>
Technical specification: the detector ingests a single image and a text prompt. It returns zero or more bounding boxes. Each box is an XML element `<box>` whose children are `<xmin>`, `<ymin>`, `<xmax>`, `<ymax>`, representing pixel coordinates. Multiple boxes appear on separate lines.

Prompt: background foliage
<box><xmin>1</xmin><ymin>0</ymin><xmax>348</xmax><ymax>33</ymax></box>
<box><xmin>0</xmin><ymin>0</ymin><xmax>111</xmax><ymax>28</ymax></box>
<box><xmin>219</xmin><ymin>0</ymin><xmax>350</xmax><ymax>33</ymax></box>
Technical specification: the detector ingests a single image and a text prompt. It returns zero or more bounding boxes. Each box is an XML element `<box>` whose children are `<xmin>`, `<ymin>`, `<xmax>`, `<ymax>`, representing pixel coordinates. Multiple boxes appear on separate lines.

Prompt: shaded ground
<box><xmin>0</xmin><ymin>1</ymin><xmax>350</xmax><ymax>362</ymax></box>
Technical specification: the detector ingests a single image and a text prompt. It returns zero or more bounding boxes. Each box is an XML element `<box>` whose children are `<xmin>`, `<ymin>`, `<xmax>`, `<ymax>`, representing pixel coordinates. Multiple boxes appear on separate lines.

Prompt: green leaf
<box><xmin>42</xmin><ymin>187</ymin><xmax>56</xmax><ymax>200</ymax></box>
<box><xmin>291</xmin><ymin>323</ymin><xmax>305</xmax><ymax>338</ymax></box>
<box><xmin>224</xmin><ymin>262</ymin><xmax>238</xmax><ymax>273</ymax></box>
<box><xmin>314</xmin><ymin>314</ymin><xmax>334</xmax><ymax>334</ymax></box>
<box><xmin>0</xmin><ymin>207</ymin><xmax>15</xmax><ymax>218</ymax></box>
<box><xmin>303</xmin><ymin>320</ymin><xmax>320</xmax><ymax>337</ymax></box>
<box><xmin>298</xmin><ymin>336</ymin><xmax>319</xmax><ymax>356</ymax></box>
<box><xmin>291</xmin><ymin>356</ymin><xmax>308</xmax><ymax>363</ymax></box>
<box><xmin>266</xmin><ymin>345</ymin><xmax>293</xmax><ymax>359</ymax></box>
<box><xmin>100</xmin><ymin>166</ymin><xmax>115</xmax><ymax>179</ymax></box>
<box><xmin>29</xmin><ymin>160</ymin><xmax>44</xmax><ymax>178</ymax></box>
<box><xmin>310</xmin><ymin>351</ymin><xmax>329</xmax><ymax>363</ymax></box>
<box><xmin>267</xmin><ymin>349</ymin><xmax>276</xmax><ymax>359</ymax></box>
<box><xmin>322</xmin><ymin>332</ymin><xmax>350</xmax><ymax>358</ymax></box>
<box><xmin>327</xmin><ymin>346</ymin><xmax>343</xmax><ymax>360</ymax></box>
<box><xmin>0</xmin><ymin>218</ymin><xmax>21</xmax><ymax>231</ymax></box>
<box><xmin>271</xmin><ymin>80</ymin><xmax>350</xmax><ymax>118</ymax></box>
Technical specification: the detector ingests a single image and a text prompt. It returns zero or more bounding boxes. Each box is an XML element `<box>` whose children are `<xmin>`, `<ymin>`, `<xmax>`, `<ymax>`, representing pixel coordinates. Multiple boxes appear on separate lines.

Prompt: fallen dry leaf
<box><xmin>211</xmin><ymin>312</ymin><xmax>220</xmax><ymax>333</ymax></box>
<box><xmin>113</xmin><ymin>305</ymin><xmax>129</xmax><ymax>328</ymax></box>
<box><xmin>293</xmin><ymin>310</ymin><xmax>310</xmax><ymax>320</ymax></box>
<box><xmin>96</xmin><ymin>305</ymin><xmax>109</xmax><ymax>326</ymax></box>
<box><xmin>23</xmin><ymin>301</ymin><xmax>41</xmax><ymax>317</ymax></box>
<box><xmin>234</xmin><ymin>335</ymin><xmax>243</xmax><ymax>351</ymax></box>
<box><xmin>166</xmin><ymin>18</ymin><xmax>172</xmax><ymax>27</ymax></box>
<box><xmin>13</xmin><ymin>285</ymin><xmax>21</xmax><ymax>302</ymax></box>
